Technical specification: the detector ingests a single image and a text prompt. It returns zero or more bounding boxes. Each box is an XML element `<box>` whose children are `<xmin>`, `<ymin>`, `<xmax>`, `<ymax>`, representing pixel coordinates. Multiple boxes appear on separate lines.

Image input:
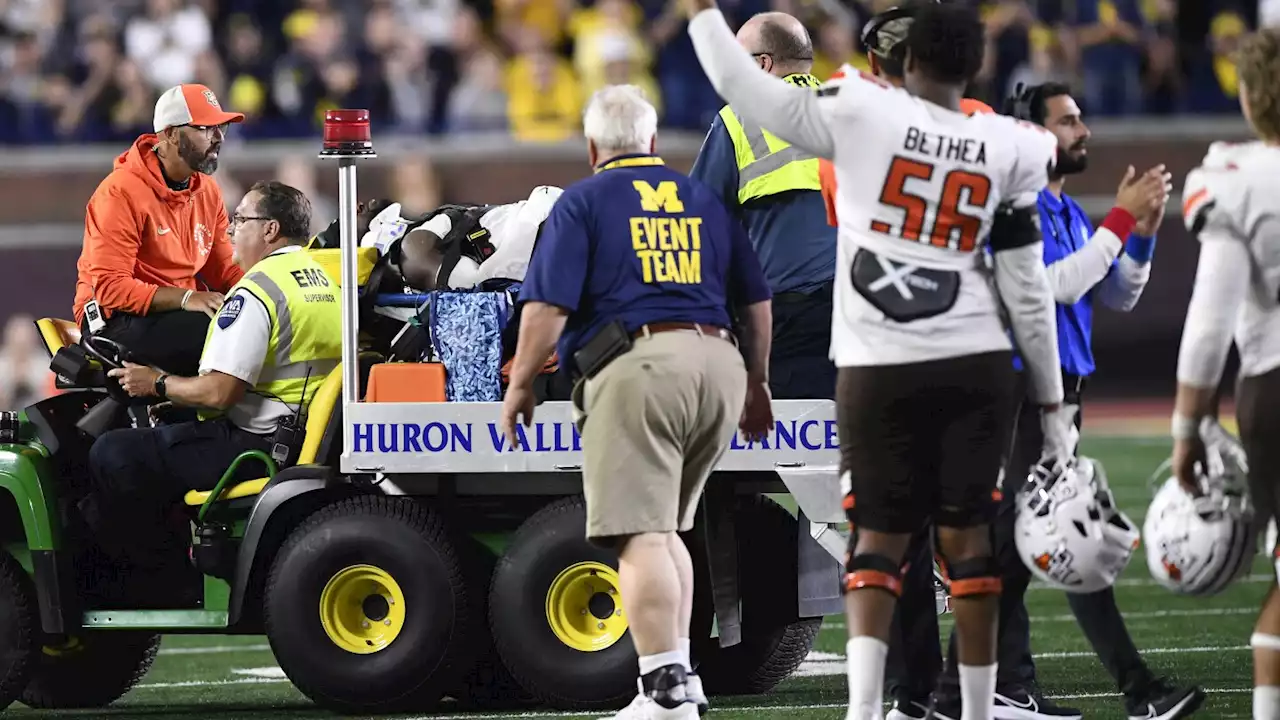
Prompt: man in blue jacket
<box><xmin>930</xmin><ymin>81</ymin><xmax>1205</xmax><ymax>720</ymax></box>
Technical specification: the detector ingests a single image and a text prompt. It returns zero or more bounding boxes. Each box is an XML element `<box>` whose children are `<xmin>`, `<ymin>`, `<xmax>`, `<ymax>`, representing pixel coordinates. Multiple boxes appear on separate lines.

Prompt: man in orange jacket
<box><xmin>74</xmin><ymin>83</ymin><xmax>245</xmax><ymax>375</ymax></box>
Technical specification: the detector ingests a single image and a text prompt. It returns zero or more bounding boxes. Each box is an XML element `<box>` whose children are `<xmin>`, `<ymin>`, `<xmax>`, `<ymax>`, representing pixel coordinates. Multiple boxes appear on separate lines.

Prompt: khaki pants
<box><xmin>577</xmin><ymin>330</ymin><xmax>746</xmax><ymax>543</ymax></box>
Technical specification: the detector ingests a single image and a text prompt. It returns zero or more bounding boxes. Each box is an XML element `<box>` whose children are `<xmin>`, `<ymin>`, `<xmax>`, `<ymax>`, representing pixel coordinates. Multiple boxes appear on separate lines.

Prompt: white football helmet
<box><xmin>1014</xmin><ymin>456</ymin><xmax>1140</xmax><ymax>593</ymax></box>
<box><xmin>1143</xmin><ymin>418</ymin><xmax>1255</xmax><ymax>596</ymax></box>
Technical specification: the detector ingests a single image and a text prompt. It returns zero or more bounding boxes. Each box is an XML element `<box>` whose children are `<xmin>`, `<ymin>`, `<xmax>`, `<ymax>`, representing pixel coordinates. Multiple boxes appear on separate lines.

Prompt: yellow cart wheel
<box><xmin>489</xmin><ymin>496</ymin><xmax>637</xmax><ymax>710</ymax></box>
<box><xmin>318</xmin><ymin>564</ymin><xmax>407</xmax><ymax>654</ymax></box>
<box><xmin>264</xmin><ymin>496</ymin><xmax>479</xmax><ymax>714</ymax></box>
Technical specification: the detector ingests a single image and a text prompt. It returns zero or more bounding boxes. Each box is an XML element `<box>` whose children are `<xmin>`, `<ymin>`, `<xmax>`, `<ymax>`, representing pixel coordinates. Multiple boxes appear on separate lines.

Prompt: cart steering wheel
<box><xmin>82</xmin><ymin>335</ymin><xmax>161</xmax><ymax>409</ymax></box>
<box><xmin>82</xmin><ymin>335</ymin><xmax>130</xmax><ymax>371</ymax></box>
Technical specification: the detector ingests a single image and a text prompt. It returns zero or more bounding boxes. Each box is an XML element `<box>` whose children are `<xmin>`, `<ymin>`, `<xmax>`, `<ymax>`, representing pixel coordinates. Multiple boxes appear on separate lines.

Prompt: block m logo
<box><xmin>633</xmin><ymin>181</ymin><xmax>685</xmax><ymax>213</ymax></box>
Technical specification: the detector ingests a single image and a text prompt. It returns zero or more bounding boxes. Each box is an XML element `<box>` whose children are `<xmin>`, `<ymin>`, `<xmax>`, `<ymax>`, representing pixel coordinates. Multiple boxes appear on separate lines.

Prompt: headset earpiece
<box><xmin>1007</xmin><ymin>82</ymin><xmax>1040</xmax><ymax>123</ymax></box>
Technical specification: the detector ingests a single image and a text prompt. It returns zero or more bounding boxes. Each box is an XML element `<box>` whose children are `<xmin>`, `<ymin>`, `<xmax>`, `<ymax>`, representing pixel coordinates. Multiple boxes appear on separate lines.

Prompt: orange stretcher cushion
<box><xmin>366</xmin><ymin>363</ymin><xmax>447</xmax><ymax>402</ymax></box>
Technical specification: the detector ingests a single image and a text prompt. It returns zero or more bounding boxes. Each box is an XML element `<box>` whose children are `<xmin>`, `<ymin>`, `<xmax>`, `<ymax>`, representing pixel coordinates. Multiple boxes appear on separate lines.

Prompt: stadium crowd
<box><xmin>0</xmin><ymin>0</ymin><xmax>1267</xmax><ymax>146</ymax></box>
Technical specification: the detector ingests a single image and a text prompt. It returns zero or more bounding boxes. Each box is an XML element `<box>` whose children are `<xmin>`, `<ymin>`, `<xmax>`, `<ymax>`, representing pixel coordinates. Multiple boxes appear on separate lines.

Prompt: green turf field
<box><xmin>5</xmin><ymin>436</ymin><xmax>1262</xmax><ymax>719</ymax></box>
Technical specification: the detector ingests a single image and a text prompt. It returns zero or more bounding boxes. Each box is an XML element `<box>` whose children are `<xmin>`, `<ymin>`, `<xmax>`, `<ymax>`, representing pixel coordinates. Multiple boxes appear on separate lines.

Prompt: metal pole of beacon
<box><xmin>318</xmin><ymin>110</ymin><xmax>376</xmax><ymax>454</ymax></box>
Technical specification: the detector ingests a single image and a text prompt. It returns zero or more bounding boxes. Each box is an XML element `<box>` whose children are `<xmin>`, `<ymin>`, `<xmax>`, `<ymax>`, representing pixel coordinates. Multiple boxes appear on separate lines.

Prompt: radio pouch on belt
<box><xmin>572</xmin><ymin>320</ymin><xmax>633</xmax><ymax>380</ymax></box>
<box><xmin>850</xmin><ymin>248</ymin><xmax>960</xmax><ymax>323</ymax></box>
<box><xmin>570</xmin><ymin>320</ymin><xmax>633</xmax><ymax>432</ymax></box>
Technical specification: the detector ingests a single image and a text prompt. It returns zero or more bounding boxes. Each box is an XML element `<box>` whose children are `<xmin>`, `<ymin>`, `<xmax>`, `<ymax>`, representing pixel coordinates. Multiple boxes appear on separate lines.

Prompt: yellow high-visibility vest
<box><xmin>200</xmin><ymin>247</ymin><xmax>342</xmax><ymax>422</ymax></box>
<box><xmin>718</xmin><ymin>73</ymin><xmax>823</xmax><ymax>205</ymax></box>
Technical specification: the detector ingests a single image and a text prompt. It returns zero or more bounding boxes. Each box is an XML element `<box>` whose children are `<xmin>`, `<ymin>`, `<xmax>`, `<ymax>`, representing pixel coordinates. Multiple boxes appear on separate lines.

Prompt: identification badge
<box><xmin>83</xmin><ymin>300</ymin><xmax>106</xmax><ymax>334</ymax></box>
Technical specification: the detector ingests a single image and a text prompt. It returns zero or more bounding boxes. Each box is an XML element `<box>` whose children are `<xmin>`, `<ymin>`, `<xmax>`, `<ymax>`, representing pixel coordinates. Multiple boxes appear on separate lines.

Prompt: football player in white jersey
<box><xmin>1171</xmin><ymin>28</ymin><xmax>1280</xmax><ymax>720</ymax></box>
<box><xmin>312</xmin><ymin>185</ymin><xmax>564</xmax><ymax>291</ymax></box>
<box><xmin>683</xmin><ymin>2</ymin><xmax>1074</xmax><ymax>719</ymax></box>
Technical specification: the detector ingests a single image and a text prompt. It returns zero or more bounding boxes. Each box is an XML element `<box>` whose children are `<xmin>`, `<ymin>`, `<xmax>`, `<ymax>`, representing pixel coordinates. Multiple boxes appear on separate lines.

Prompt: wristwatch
<box><xmin>154</xmin><ymin>374</ymin><xmax>169</xmax><ymax>400</ymax></box>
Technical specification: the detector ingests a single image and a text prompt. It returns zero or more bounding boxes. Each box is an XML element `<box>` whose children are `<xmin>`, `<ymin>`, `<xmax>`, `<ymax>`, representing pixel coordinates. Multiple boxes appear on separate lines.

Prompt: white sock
<box><xmin>1255</xmin><ymin>685</ymin><xmax>1280</xmax><ymax>719</ymax></box>
<box><xmin>678</xmin><ymin>638</ymin><xmax>692</xmax><ymax>672</ymax></box>
<box><xmin>845</xmin><ymin>637</ymin><xmax>888</xmax><ymax>718</ymax></box>
<box><xmin>959</xmin><ymin>663</ymin><xmax>998</xmax><ymax>720</ymax></box>
<box><xmin>639</xmin><ymin>650</ymin><xmax>686</xmax><ymax>677</ymax></box>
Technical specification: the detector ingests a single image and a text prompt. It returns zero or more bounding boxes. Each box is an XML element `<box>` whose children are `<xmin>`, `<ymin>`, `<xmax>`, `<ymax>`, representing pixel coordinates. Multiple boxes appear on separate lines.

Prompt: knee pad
<box><xmin>939</xmin><ymin>556</ymin><xmax>1002</xmax><ymax>598</ymax></box>
<box><xmin>844</xmin><ymin>553</ymin><xmax>903</xmax><ymax>598</ymax></box>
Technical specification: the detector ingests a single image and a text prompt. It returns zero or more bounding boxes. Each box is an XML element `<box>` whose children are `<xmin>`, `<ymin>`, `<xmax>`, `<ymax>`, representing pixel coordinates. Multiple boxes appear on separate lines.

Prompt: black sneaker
<box><xmin>927</xmin><ymin>695</ymin><xmax>961</xmax><ymax>720</ymax></box>
<box><xmin>992</xmin><ymin>688</ymin><xmax>1083</xmax><ymax>719</ymax></box>
<box><xmin>885</xmin><ymin>694</ymin><xmax>931</xmax><ymax>720</ymax></box>
<box><xmin>1125</xmin><ymin>679</ymin><xmax>1205</xmax><ymax>720</ymax></box>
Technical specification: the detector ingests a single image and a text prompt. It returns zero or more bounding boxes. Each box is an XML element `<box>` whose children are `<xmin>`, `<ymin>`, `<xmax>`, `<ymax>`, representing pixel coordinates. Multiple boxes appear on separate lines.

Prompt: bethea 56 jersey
<box><xmin>824</xmin><ymin>71</ymin><xmax>1058</xmax><ymax>366</ymax></box>
<box><xmin>1181</xmin><ymin>141</ymin><xmax>1280</xmax><ymax>380</ymax></box>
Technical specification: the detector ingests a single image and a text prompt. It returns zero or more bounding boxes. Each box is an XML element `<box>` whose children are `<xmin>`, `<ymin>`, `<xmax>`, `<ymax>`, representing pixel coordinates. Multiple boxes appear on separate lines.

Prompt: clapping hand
<box><xmin>1115</xmin><ymin>165</ymin><xmax>1171</xmax><ymax>232</ymax></box>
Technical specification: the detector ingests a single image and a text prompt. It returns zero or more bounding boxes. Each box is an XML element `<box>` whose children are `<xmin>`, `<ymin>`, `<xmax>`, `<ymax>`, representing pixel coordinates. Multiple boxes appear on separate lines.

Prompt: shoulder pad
<box><xmin>997</xmin><ymin>117</ymin><xmax>1059</xmax><ymax>207</ymax></box>
<box><xmin>853</xmin><ymin>69</ymin><xmax>891</xmax><ymax>88</ymax></box>
<box><xmin>1181</xmin><ymin>141</ymin><xmax>1257</xmax><ymax>236</ymax></box>
<box><xmin>1004</xmin><ymin>116</ymin><xmax>1058</xmax><ymax>168</ymax></box>
<box><xmin>823</xmin><ymin>68</ymin><xmax>890</xmax><ymax>92</ymax></box>
<box><xmin>1202</xmin><ymin>140</ymin><xmax>1251</xmax><ymax>169</ymax></box>
<box><xmin>1181</xmin><ymin>168</ymin><xmax>1216</xmax><ymax>235</ymax></box>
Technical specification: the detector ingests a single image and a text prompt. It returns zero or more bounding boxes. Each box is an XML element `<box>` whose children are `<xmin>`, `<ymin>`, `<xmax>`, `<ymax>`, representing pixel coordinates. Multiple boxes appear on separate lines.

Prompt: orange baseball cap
<box><xmin>961</xmin><ymin>98</ymin><xmax>995</xmax><ymax>115</ymax></box>
<box><xmin>153</xmin><ymin>84</ymin><xmax>246</xmax><ymax>132</ymax></box>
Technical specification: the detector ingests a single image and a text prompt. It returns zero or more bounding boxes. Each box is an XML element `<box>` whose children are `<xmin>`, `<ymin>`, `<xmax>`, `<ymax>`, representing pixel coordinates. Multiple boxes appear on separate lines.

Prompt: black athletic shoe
<box><xmin>1125</xmin><ymin>679</ymin><xmax>1206</xmax><ymax>720</ymax></box>
<box><xmin>992</xmin><ymin>688</ymin><xmax>1084</xmax><ymax>719</ymax></box>
<box><xmin>885</xmin><ymin>694</ymin><xmax>931</xmax><ymax>720</ymax></box>
<box><xmin>928</xmin><ymin>695</ymin><xmax>961</xmax><ymax>720</ymax></box>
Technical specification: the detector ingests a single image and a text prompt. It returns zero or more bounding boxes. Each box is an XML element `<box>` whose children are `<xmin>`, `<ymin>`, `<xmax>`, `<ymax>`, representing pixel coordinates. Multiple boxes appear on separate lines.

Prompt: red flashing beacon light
<box><xmin>320</xmin><ymin>109</ymin><xmax>375</xmax><ymax>156</ymax></box>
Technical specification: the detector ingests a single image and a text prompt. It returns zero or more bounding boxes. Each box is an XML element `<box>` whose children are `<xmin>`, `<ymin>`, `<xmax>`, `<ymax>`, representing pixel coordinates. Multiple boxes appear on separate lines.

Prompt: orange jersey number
<box><xmin>869</xmin><ymin>155</ymin><xmax>992</xmax><ymax>252</ymax></box>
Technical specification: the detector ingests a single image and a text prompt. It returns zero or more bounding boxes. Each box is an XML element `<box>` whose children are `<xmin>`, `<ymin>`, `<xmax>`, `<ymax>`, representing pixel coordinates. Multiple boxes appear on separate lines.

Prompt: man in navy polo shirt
<box><xmin>500</xmin><ymin>84</ymin><xmax>774</xmax><ymax>720</ymax></box>
<box><xmin>933</xmin><ymin>82</ymin><xmax>1204</xmax><ymax>720</ymax></box>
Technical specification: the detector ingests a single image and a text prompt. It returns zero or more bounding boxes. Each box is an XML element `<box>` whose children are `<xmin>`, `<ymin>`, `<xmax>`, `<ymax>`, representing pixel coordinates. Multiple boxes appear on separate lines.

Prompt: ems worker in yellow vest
<box><xmin>689</xmin><ymin>11</ymin><xmax>836</xmax><ymax>400</ymax></box>
<box><xmin>82</xmin><ymin>180</ymin><xmax>341</xmax><ymax>604</ymax></box>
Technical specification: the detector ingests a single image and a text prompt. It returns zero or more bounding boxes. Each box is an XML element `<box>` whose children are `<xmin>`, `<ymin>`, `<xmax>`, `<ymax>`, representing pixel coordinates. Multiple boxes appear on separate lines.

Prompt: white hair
<box><xmin>582</xmin><ymin>85</ymin><xmax>658</xmax><ymax>153</ymax></box>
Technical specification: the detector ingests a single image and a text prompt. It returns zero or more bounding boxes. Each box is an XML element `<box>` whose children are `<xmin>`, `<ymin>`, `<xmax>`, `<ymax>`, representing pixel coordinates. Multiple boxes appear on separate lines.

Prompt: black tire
<box><xmin>692</xmin><ymin>494</ymin><xmax>822</xmax><ymax>695</ymax></box>
<box><xmin>264</xmin><ymin>495</ymin><xmax>478</xmax><ymax>714</ymax></box>
<box><xmin>446</xmin><ymin>536</ymin><xmax>536</xmax><ymax>710</ymax></box>
<box><xmin>489</xmin><ymin>496</ymin><xmax>636</xmax><ymax>710</ymax></box>
<box><xmin>0</xmin><ymin>553</ymin><xmax>36</xmax><ymax>712</ymax></box>
<box><xmin>20</xmin><ymin>632</ymin><xmax>160</xmax><ymax>708</ymax></box>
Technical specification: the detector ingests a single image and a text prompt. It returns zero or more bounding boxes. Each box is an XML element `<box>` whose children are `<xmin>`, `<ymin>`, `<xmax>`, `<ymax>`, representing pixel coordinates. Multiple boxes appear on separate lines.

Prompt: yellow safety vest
<box><xmin>200</xmin><ymin>247</ymin><xmax>342</xmax><ymax>422</ymax></box>
<box><xmin>718</xmin><ymin>73</ymin><xmax>823</xmax><ymax>205</ymax></box>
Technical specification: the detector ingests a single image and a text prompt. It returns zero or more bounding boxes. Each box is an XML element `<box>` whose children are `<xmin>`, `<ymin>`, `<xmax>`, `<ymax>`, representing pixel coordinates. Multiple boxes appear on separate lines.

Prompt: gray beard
<box><xmin>178</xmin><ymin>134</ymin><xmax>218</xmax><ymax>174</ymax></box>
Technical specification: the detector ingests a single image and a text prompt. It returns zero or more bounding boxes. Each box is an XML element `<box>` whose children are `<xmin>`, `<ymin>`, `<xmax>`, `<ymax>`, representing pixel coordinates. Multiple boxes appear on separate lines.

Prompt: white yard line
<box><xmin>821</xmin><ymin>605</ymin><xmax>1256</xmax><ymax>630</ymax></box>
<box><xmin>1042</xmin><ymin>574</ymin><xmax>1272</xmax><ymax>589</ymax></box>
<box><xmin>136</xmin><ymin>677</ymin><xmax>289</xmax><ymax>689</ymax></box>
<box><xmin>158</xmin><ymin>643</ymin><xmax>272</xmax><ymax>656</ymax></box>
<box><xmin>794</xmin><ymin>645</ymin><xmax>1250</xmax><ymax>676</ymax></box>
<box><xmin>133</xmin><ymin>667</ymin><xmax>1254</xmax><ymax>717</ymax></box>
<box><xmin>403</xmin><ymin>688</ymin><xmax>1257</xmax><ymax>718</ymax></box>
<box><xmin>126</xmin><ymin>688</ymin><xmax>1258</xmax><ymax>717</ymax></box>
<box><xmin>1035</xmin><ymin>645</ymin><xmax>1249</xmax><ymax>659</ymax></box>
<box><xmin>157</xmin><ymin>607</ymin><xmax>1260</xmax><ymax>654</ymax></box>
<box><xmin>185</xmin><ymin>644</ymin><xmax>1251</xmax><ymax>694</ymax></box>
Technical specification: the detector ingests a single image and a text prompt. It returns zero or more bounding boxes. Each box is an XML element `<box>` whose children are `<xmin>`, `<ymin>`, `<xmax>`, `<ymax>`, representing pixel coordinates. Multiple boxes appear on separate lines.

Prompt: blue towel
<box><xmin>429</xmin><ymin>291</ymin><xmax>510</xmax><ymax>401</ymax></box>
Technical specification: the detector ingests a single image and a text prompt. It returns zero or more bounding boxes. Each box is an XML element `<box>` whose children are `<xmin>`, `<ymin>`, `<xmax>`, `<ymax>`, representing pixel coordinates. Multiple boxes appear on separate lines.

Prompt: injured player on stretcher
<box><xmin>313</xmin><ymin>185</ymin><xmax>563</xmax><ymax>292</ymax></box>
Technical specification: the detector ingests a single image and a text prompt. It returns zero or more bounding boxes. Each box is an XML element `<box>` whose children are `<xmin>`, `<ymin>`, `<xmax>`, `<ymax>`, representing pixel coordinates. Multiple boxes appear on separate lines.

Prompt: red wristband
<box><xmin>1099</xmin><ymin>207</ymin><xmax>1137</xmax><ymax>244</ymax></box>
